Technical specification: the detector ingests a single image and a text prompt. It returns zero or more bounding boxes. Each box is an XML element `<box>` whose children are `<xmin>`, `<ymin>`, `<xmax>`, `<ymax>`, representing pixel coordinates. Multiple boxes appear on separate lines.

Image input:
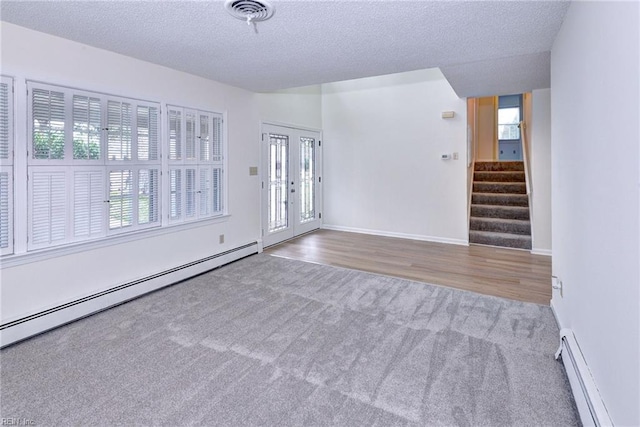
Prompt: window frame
<box><xmin>1</xmin><ymin>76</ymin><xmax>14</xmax><ymax>255</ymax></box>
<box><xmin>26</xmin><ymin>81</ymin><xmax>162</xmax><ymax>251</ymax></box>
<box><xmin>1</xmin><ymin>79</ymin><xmax>229</xmax><ymax>261</ymax></box>
<box><xmin>166</xmin><ymin>105</ymin><xmax>225</xmax><ymax>225</ymax></box>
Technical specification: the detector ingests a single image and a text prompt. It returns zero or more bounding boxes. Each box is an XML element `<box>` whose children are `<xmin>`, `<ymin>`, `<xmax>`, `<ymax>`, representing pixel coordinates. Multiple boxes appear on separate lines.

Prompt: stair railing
<box><xmin>467</xmin><ymin>126</ymin><xmax>477</xmax><ymax>238</ymax></box>
<box><xmin>520</xmin><ymin>121</ymin><xmax>533</xmax><ymax>224</ymax></box>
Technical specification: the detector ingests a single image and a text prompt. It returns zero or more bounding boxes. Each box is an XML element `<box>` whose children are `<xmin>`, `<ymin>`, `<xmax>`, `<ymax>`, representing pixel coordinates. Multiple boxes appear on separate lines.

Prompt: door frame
<box><xmin>496</xmin><ymin>94</ymin><xmax>524</xmax><ymax>161</ymax></box>
<box><xmin>259</xmin><ymin>121</ymin><xmax>323</xmax><ymax>250</ymax></box>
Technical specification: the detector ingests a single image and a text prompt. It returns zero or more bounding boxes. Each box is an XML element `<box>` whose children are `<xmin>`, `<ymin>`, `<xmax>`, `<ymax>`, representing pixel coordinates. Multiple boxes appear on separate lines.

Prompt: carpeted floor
<box><xmin>0</xmin><ymin>254</ymin><xmax>579</xmax><ymax>426</ymax></box>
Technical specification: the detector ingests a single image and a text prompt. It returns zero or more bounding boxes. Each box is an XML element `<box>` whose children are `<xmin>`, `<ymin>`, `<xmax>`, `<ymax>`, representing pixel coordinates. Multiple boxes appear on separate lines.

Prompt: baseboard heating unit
<box><xmin>0</xmin><ymin>242</ymin><xmax>258</xmax><ymax>348</ymax></box>
<box><xmin>555</xmin><ymin>328</ymin><xmax>613</xmax><ymax>426</ymax></box>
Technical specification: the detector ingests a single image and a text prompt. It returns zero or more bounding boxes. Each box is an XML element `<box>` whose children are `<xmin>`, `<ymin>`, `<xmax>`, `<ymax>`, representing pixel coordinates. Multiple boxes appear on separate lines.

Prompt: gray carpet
<box><xmin>0</xmin><ymin>254</ymin><xmax>579</xmax><ymax>426</ymax></box>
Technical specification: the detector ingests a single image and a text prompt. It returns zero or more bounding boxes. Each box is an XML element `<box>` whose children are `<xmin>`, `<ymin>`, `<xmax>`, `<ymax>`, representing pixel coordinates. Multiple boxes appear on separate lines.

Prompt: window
<box><xmin>497</xmin><ymin>94</ymin><xmax>522</xmax><ymax>141</ymax></box>
<box><xmin>27</xmin><ymin>82</ymin><xmax>160</xmax><ymax>250</ymax></box>
<box><xmin>167</xmin><ymin>106</ymin><xmax>224</xmax><ymax>223</ymax></box>
<box><xmin>2</xmin><ymin>80</ymin><xmax>227</xmax><ymax>257</ymax></box>
<box><xmin>0</xmin><ymin>76</ymin><xmax>14</xmax><ymax>255</ymax></box>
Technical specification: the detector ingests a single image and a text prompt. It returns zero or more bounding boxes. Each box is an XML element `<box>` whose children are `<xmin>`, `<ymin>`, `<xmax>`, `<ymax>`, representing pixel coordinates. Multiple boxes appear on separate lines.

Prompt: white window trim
<box><xmin>1</xmin><ymin>75</ymin><xmax>15</xmax><ymax>255</ymax></box>
<box><xmin>1</xmin><ymin>214</ymin><xmax>231</xmax><ymax>268</ymax></box>
<box><xmin>2</xmin><ymin>79</ymin><xmax>230</xmax><ymax>259</ymax></box>
<box><xmin>26</xmin><ymin>81</ymin><xmax>163</xmax><ymax>251</ymax></box>
<box><xmin>166</xmin><ymin>104</ymin><xmax>226</xmax><ymax>224</ymax></box>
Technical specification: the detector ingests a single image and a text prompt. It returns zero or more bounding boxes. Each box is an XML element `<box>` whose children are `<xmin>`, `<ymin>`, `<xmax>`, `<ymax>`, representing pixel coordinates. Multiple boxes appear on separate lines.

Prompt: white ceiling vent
<box><xmin>225</xmin><ymin>0</ymin><xmax>275</xmax><ymax>25</ymax></box>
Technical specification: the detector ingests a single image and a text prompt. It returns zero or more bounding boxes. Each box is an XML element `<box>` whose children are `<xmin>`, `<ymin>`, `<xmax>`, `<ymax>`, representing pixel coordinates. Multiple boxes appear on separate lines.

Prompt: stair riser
<box><xmin>469</xmin><ymin>232</ymin><xmax>532</xmax><ymax>250</ymax></box>
<box><xmin>472</xmin><ymin>182</ymin><xmax>526</xmax><ymax>194</ymax></box>
<box><xmin>471</xmin><ymin>205</ymin><xmax>530</xmax><ymax>220</ymax></box>
<box><xmin>474</xmin><ymin>162</ymin><xmax>524</xmax><ymax>172</ymax></box>
<box><xmin>474</xmin><ymin>171</ymin><xmax>526</xmax><ymax>182</ymax></box>
<box><xmin>470</xmin><ymin>219</ymin><xmax>531</xmax><ymax>234</ymax></box>
<box><xmin>472</xmin><ymin>194</ymin><xmax>528</xmax><ymax>207</ymax></box>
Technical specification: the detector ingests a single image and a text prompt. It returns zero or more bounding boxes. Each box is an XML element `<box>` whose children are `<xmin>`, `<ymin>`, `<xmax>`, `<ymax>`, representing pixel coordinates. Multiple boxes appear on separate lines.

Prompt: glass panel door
<box><xmin>268</xmin><ymin>133</ymin><xmax>289</xmax><ymax>233</ymax></box>
<box><xmin>261</xmin><ymin>124</ymin><xmax>322</xmax><ymax>247</ymax></box>
<box><xmin>299</xmin><ymin>136</ymin><xmax>315</xmax><ymax>223</ymax></box>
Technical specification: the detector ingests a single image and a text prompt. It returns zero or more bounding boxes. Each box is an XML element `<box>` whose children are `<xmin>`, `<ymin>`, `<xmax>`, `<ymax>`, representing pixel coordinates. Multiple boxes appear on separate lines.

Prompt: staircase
<box><xmin>470</xmin><ymin>161</ymin><xmax>531</xmax><ymax>250</ymax></box>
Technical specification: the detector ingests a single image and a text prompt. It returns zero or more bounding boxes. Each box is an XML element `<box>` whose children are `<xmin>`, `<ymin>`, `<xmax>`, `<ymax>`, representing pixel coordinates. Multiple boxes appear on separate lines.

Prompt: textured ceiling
<box><xmin>0</xmin><ymin>0</ymin><xmax>570</xmax><ymax>97</ymax></box>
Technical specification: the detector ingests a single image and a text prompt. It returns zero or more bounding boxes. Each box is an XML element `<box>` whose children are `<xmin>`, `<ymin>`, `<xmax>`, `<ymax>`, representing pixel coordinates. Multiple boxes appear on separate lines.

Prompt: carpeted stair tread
<box><xmin>474</xmin><ymin>171</ymin><xmax>526</xmax><ymax>182</ymax></box>
<box><xmin>470</xmin><ymin>217</ymin><xmax>531</xmax><ymax>235</ymax></box>
<box><xmin>472</xmin><ymin>192</ymin><xmax>529</xmax><ymax>207</ymax></box>
<box><xmin>474</xmin><ymin>161</ymin><xmax>524</xmax><ymax>172</ymax></box>
<box><xmin>469</xmin><ymin>230</ymin><xmax>532</xmax><ymax>250</ymax></box>
<box><xmin>473</xmin><ymin>181</ymin><xmax>527</xmax><ymax>194</ymax></box>
<box><xmin>470</xmin><ymin>161</ymin><xmax>531</xmax><ymax>250</ymax></box>
<box><xmin>471</xmin><ymin>204</ymin><xmax>530</xmax><ymax>220</ymax></box>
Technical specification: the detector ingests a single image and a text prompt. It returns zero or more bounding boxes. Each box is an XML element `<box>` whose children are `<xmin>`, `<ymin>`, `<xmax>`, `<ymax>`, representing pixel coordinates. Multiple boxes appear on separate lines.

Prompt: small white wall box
<box><xmin>441</xmin><ymin>111</ymin><xmax>455</xmax><ymax>119</ymax></box>
<box><xmin>441</xmin><ymin>154</ymin><xmax>451</xmax><ymax>160</ymax></box>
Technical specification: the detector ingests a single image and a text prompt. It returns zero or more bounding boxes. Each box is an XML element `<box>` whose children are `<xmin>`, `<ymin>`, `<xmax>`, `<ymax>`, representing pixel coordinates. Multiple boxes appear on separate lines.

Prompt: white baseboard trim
<box><xmin>551</xmin><ymin>304</ymin><xmax>613</xmax><ymax>427</ymax></box>
<box><xmin>531</xmin><ymin>248</ymin><xmax>552</xmax><ymax>256</ymax></box>
<box><xmin>0</xmin><ymin>242</ymin><xmax>258</xmax><ymax>348</ymax></box>
<box><xmin>322</xmin><ymin>224</ymin><xmax>469</xmax><ymax>246</ymax></box>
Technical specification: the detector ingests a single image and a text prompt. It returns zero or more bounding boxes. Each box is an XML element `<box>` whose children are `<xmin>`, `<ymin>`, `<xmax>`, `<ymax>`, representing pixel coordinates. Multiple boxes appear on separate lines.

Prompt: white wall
<box><xmin>256</xmin><ymin>85</ymin><xmax>322</xmax><ymax>129</ymax></box>
<box><xmin>0</xmin><ymin>23</ymin><xmax>261</xmax><ymax>324</ymax></box>
<box><xmin>476</xmin><ymin>96</ymin><xmax>496</xmax><ymax>161</ymax></box>
<box><xmin>530</xmin><ymin>89</ymin><xmax>551</xmax><ymax>253</ymax></box>
<box><xmin>551</xmin><ymin>2</ymin><xmax>639</xmax><ymax>425</ymax></box>
<box><xmin>321</xmin><ymin>69</ymin><xmax>468</xmax><ymax>244</ymax></box>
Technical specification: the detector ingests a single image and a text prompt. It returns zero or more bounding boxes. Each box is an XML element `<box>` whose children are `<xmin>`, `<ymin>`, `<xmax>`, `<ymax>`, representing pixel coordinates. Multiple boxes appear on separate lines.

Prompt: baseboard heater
<box><xmin>555</xmin><ymin>329</ymin><xmax>613</xmax><ymax>426</ymax></box>
<box><xmin>0</xmin><ymin>242</ymin><xmax>258</xmax><ymax>348</ymax></box>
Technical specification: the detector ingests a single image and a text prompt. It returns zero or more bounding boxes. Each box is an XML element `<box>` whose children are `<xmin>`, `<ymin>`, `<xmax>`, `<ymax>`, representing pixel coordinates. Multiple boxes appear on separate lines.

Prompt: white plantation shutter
<box><xmin>169</xmin><ymin>108</ymin><xmax>182</xmax><ymax>161</ymax></box>
<box><xmin>199</xmin><ymin>114</ymin><xmax>210</xmax><ymax>161</ymax></box>
<box><xmin>213</xmin><ymin>167</ymin><xmax>222</xmax><ymax>214</ymax></box>
<box><xmin>169</xmin><ymin>168</ymin><xmax>182</xmax><ymax>220</ymax></box>
<box><xmin>137</xmin><ymin>105</ymin><xmax>159</xmax><ymax>161</ymax></box>
<box><xmin>167</xmin><ymin>106</ymin><xmax>225</xmax><ymax>223</ymax></box>
<box><xmin>32</xmin><ymin>88</ymin><xmax>66</xmax><ymax>160</ymax></box>
<box><xmin>185</xmin><ymin>111</ymin><xmax>196</xmax><ymax>161</ymax></box>
<box><xmin>72</xmin><ymin>95</ymin><xmax>101</xmax><ymax>160</ymax></box>
<box><xmin>0</xmin><ymin>78</ymin><xmax>11</xmax><ymax>162</ymax></box>
<box><xmin>212</xmin><ymin>114</ymin><xmax>223</xmax><ymax>163</ymax></box>
<box><xmin>30</xmin><ymin>170</ymin><xmax>67</xmax><ymax>247</ymax></box>
<box><xmin>185</xmin><ymin>168</ymin><xmax>196</xmax><ymax>219</ymax></box>
<box><xmin>108</xmin><ymin>170</ymin><xmax>134</xmax><ymax>230</ymax></box>
<box><xmin>18</xmin><ymin>81</ymin><xmax>164</xmax><ymax>254</ymax></box>
<box><xmin>138</xmin><ymin>168</ymin><xmax>159</xmax><ymax>225</ymax></box>
<box><xmin>73</xmin><ymin>170</ymin><xmax>104</xmax><ymax>239</ymax></box>
<box><xmin>199</xmin><ymin>167</ymin><xmax>212</xmax><ymax>216</ymax></box>
<box><xmin>107</xmin><ymin>101</ymin><xmax>132</xmax><ymax>161</ymax></box>
<box><xmin>0</xmin><ymin>172</ymin><xmax>12</xmax><ymax>252</ymax></box>
<box><xmin>0</xmin><ymin>77</ymin><xmax>13</xmax><ymax>255</ymax></box>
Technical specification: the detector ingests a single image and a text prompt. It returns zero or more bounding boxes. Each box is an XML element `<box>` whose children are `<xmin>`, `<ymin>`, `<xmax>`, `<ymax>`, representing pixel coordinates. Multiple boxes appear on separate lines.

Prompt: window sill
<box><xmin>0</xmin><ymin>214</ymin><xmax>231</xmax><ymax>269</ymax></box>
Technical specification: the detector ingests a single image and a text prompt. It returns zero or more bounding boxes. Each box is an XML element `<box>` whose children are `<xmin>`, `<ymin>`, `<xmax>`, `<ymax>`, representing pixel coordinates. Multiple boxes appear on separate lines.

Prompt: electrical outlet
<box><xmin>453</xmin><ymin>152</ymin><xmax>459</xmax><ymax>160</ymax></box>
<box><xmin>219</xmin><ymin>234</ymin><xmax>225</xmax><ymax>244</ymax></box>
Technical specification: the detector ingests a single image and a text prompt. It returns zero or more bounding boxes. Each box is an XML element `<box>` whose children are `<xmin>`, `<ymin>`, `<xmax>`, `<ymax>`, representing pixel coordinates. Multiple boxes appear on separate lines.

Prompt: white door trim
<box><xmin>260</xmin><ymin>122</ymin><xmax>322</xmax><ymax>248</ymax></box>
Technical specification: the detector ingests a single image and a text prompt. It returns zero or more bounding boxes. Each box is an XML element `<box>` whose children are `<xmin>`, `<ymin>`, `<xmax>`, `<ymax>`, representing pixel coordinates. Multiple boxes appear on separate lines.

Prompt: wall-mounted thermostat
<box><xmin>441</xmin><ymin>154</ymin><xmax>451</xmax><ymax>160</ymax></box>
<box><xmin>441</xmin><ymin>111</ymin><xmax>455</xmax><ymax>119</ymax></box>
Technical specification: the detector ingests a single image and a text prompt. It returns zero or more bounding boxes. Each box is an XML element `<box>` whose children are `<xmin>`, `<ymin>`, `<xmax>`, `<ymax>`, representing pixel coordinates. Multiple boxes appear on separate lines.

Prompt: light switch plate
<box><xmin>249</xmin><ymin>166</ymin><xmax>258</xmax><ymax>176</ymax></box>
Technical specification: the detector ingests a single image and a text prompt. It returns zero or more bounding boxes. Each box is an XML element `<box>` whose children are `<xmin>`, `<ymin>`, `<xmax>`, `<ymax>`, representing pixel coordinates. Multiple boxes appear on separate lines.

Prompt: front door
<box><xmin>261</xmin><ymin>124</ymin><xmax>322</xmax><ymax>247</ymax></box>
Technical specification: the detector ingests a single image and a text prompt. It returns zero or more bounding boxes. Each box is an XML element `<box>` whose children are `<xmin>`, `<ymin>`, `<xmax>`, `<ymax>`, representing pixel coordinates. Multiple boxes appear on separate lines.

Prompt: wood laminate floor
<box><xmin>264</xmin><ymin>229</ymin><xmax>552</xmax><ymax>305</ymax></box>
